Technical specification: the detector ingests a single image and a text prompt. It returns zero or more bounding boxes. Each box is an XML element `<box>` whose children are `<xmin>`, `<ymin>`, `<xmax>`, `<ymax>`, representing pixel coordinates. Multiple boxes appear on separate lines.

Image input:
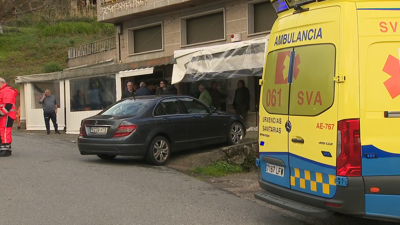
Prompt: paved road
<box><xmin>0</xmin><ymin>132</ymin><xmax>397</xmax><ymax>225</ymax></box>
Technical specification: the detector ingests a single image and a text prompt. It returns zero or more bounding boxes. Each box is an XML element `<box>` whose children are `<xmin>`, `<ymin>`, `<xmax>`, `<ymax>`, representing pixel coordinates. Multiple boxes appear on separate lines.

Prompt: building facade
<box><xmin>17</xmin><ymin>0</ymin><xmax>277</xmax><ymax>133</ymax></box>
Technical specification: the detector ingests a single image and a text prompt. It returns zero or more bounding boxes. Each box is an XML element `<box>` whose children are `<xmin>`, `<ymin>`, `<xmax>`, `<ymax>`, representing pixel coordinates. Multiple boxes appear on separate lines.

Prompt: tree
<box><xmin>0</xmin><ymin>0</ymin><xmax>50</xmax><ymax>23</ymax></box>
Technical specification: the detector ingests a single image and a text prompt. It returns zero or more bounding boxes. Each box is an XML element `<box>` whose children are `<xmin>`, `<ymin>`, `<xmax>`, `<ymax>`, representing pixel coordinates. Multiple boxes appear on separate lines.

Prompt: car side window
<box><xmin>180</xmin><ymin>98</ymin><xmax>209</xmax><ymax>114</ymax></box>
<box><xmin>154</xmin><ymin>98</ymin><xmax>181</xmax><ymax>116</ymax></box>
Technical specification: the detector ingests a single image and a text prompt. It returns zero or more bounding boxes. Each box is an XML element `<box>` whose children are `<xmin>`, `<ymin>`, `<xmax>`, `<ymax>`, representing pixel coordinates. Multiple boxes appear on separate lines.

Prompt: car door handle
<box><xmin>163</xmin><ymin>118</ymin><xmax>171</xmax><ymax>122</ymax></box>
<box><xmin>192</xmin><ymin>117</ymin><xmax>200</xmax><ymax>121</ymax></box>
<box><xmin>291</xmin><ymin>138</ymin><xmax>304</xmax><ymax>144</ymax></box>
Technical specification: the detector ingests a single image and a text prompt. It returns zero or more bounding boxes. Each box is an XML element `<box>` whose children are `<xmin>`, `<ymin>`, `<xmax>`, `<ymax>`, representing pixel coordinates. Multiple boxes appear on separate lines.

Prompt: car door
<box><xmin>153</xmin><ymin>98</ymin><xmax>191</xmax><ymax>149</ymax></box>
<box><xmin>179</xmin><ymin>97</ymin><xmax>225</xmax><ymax>143</ymax></box>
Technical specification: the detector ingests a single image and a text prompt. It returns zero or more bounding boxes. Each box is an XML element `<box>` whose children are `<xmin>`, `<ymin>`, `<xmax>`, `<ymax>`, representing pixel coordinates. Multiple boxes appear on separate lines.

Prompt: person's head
<box><xmin>127</xmin><ymin>82</ymin><xmax>133</xmax><ymax>91</ymax></box>
<box><xmin>77</xmin><ymin>90</ymin><xmax>82</xmax><ymax>95</ymax></box>
<box><xmin>211</xmin><ymin>81</ymin><xmax>217</xmax><ymax>90</ymax></box>
<box><xmin>199</xmin><ymin>84</ymin><xmax>205</xmax><ymax>92</ymax></box>
<box><xmin>133</xmin><ymin>84</ymin><xmax>139</xmax><ymax>91</ymax></box>
<box><xmin>0</xmin><ymin>78</ymin><xmax>6</xmax><ymax>87</ymax></box>
<box><xmin>237</xmin><ymin>80</ymin><xmax>245</xmax><ymax>89</ymax></box>
<box><xmin>44</xmin><ymin>89</ymin><xmax>51</xmax><ymax>97</ymax></box>
<box><xmin>140</xmin><ymin>82</ymin><xmax>146</xmax><ymax>88</ymax></box>
<box><xmin>160</xmin><ymin>80</ymin><xmax>167</xmax><ymax>89</ymax></box>
<box><xmin>148</xmin><ymin>84</ymin><xmax>154</xmax><ymax>90</ymax></box>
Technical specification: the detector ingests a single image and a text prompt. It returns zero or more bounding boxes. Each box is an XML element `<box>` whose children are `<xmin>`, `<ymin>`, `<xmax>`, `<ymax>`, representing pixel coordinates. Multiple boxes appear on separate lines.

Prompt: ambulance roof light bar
<box><xmin>271</xmin><ymin>0</ymin><xmax>322</xmax><ymax>13</ymax></box>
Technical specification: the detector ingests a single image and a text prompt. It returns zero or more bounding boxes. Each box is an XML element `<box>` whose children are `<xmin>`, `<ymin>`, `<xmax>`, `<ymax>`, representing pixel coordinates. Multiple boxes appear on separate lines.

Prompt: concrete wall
<box><xmin>67</xmin><ymin>49</ymin><xmax>117</xmax><ymax>68</ymax></box>
<box><xmin>119</xmin><ymin>0</ymin><xmax>271</xmax><ymax>65</ymax></box>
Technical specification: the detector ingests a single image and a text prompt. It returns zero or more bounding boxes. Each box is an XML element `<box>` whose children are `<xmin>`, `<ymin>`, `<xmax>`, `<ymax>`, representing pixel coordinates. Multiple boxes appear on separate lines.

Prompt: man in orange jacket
<box><xmin>0</xmin><ymin>78</ymin><xmax>18</xmax><ymax>157</ymax></box>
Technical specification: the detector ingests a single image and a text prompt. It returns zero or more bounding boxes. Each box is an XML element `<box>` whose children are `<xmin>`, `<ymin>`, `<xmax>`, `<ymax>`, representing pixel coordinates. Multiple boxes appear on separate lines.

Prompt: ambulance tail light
<box><xmin>336</xmin><ymin>119</ymin><xmax>361</xmax><ymax>177</ymax></box>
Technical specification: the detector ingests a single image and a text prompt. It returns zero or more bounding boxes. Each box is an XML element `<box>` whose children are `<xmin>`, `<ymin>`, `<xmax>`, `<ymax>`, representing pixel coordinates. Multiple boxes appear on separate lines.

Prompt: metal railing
<box><xmin>99</xmin><ymin>0</ymin><xmax>148</xmax><ymax>6</ymax></box>
<box><xmin>68</xmin><ymin>36</ymin><xmax>116</xmax><ymax>59</ymax></box>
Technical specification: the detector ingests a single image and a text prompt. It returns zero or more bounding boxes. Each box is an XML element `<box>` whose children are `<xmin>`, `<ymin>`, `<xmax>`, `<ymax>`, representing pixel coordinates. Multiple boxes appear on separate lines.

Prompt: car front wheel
<box><xmin>97</xmin><ymin>154</ymin><xmax>117</xmax><ymax>160</ymax></box>
<box><xmin>146</xmin><ymin>136</ymin><xmax>170</xmax><ymax>166</ymax></box>
<box><xmin>227</xmin><ymin>122</ymin><xmax>244</xmax><ymax>145</ymax></box>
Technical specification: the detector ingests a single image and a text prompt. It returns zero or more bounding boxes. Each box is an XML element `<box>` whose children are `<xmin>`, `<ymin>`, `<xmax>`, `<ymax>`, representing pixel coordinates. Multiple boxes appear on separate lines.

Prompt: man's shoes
<box><xmin>47</xmin><ymin>130</ymin><xmax>50</xmax><ymax>135</ymax></box>
<box><xmin>55</xmin><ymin>130</ymin><xmax>61</xmax><ymax>134</ymax></box>
<box><xmin>0</xmin><ymin>150</ymin><xmax>11</xmax><ymax>157</ymax></box>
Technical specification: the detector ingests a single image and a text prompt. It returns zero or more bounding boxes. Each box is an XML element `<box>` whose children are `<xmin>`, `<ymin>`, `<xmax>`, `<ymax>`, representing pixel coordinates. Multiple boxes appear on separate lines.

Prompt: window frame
<box><xmin>152</xmin><ymin>97</ymin><xmax>184</xmax><ymax>117</ymax></box>
<box><xmin>262</xmin><ymin>44</ymin><xmax>337</xmax><ymax>117</ymax></box>
<box><xmin>179</xmin><ymin>97</ymin><xmax>211</xmax><ymax>115</ymax></box>
<box><xmin>247</xmin><ymin>0</ymin><xmax>276</xmax><ymax>37</ymax></box>
<box><xmin>127</xmin><ymin>21</ymin><xmax>164</xmax><ymax>56</ymax></box>
<box><xmin>69</xmin><ymin>74</ymin><xmax>116</xmax><ymax>112</ymax></box>
<box><xmin>180</xmin><ymin>9</ymin><xmax>226</xmax><ymax>47</ymax></box>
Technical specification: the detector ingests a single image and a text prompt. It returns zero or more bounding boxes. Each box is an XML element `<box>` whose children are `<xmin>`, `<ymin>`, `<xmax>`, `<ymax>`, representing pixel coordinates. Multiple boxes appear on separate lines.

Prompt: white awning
<box><xmin>172</xmin><ymin>37</ymin><xmax>269</xmax><ymax>84</ymax></box>
<box><xmin>118</xmin><ymin>67</ymin><xmax>154</xmax><ymax>78</ymax></box>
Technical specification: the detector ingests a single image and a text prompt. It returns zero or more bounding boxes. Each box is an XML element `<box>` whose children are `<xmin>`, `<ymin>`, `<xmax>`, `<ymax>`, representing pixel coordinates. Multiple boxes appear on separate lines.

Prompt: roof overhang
<box><xmin>172</xmin><ymin>36</ymin><xmax>269</xmax><ymax>84</ymax></box>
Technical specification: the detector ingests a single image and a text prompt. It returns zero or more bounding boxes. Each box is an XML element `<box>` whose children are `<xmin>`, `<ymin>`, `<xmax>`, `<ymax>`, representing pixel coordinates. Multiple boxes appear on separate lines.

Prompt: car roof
<box><xmin>127</xmin><ymin>95</ymin><xmax>195</xmax><ymax>100</ymax></box>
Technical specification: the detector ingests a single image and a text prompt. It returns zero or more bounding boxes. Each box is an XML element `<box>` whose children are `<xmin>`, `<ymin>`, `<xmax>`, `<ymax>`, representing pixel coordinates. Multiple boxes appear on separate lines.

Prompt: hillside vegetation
<box><xmin>0</xmin><ymin>16</ymin><xmax>114</xmax><ymax>87</ymax></box>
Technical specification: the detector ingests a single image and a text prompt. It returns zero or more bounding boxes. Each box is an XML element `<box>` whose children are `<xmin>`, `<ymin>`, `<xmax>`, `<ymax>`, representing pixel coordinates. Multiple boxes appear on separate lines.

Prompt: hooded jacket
<box><xmin>0</xmin><ymin>83</ymin><xmax>18</xmax><ymax>120</ymax></box>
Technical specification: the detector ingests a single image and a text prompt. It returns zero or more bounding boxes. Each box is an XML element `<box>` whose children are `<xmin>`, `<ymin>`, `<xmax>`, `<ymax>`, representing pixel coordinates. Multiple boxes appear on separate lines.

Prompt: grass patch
<box><xmin>193</xmin><ymin>161</ymin><xmax>243</xmax><ymax>177</ymax></box>
<box><xmin>39</xmin><ymin>21</ymin><xmax>114</xmax><ymax>37</ymax></box>
<box><xmin>0</xmin><ymin>18</ymin><xmax>114</xmax><ymax>88</ymax></box>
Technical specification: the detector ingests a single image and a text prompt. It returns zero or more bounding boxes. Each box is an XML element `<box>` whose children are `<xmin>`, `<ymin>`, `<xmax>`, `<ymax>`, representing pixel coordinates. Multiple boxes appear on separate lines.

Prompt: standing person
<box><xmin>198</xmin><ymin>84</ymin><xmax>212</xmax><ymax>107</ymax></box>
<box><xmin>155</xmin><ymin>80</ymin><xmax>167</xmax><ymax>95</ymax></box>
<box><xmin>135</xmin><ymin>82</ymin><xmax>153</xmax><ymax>96</ymax></box>
<box><xmin>101</xmin><ymin>87</ymin><xmax>114</xmax><ymax>108</ymax></box>
<box><xmin>73</xmin><ymin>90</ymin><xmax>85</xmax><ymax>111</ymax></box>
<box><xmin>88</xmin><ymin>83</ymin><xmax>102</xmax><ymax>110</ymax></box>
<box><xmin>0</xmin><ymin>78</ymin><xmax>18</xmax><ymax>157</ymax></box>
<box><xmin>233</xmin><ymin>80</ymin><xmax>250</xmax><ymax>122</ymax></box>
<box><xmin>121</xmin><ymin>82</ymin><xmax>135</xmax><ymax>99</ymax></box>
<box><xmin>208</xmin><ymin>81</ymin><xmax>226</xmax><ymax>109</ymax></box>
<box><xmin>38</xmin><ymin>89</ymin><xmax>60</xmax><ymax>135</ymax></box>
<box><xmin>148</xmin><ymin>84</ymin><xmax>156</xmax><ymax>95</ymax></box>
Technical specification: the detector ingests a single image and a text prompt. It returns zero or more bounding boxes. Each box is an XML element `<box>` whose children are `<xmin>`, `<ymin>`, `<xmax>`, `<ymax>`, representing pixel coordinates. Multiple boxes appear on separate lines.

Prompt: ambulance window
<box><xmin>289</xmin><ymin>44</ymin><xmax>336</xmax><ymax>116</ymax></box>
<box><xmin>262</xmin><ymin>48</ymin><xmax>291</xmax><ymax>115</ymax></box>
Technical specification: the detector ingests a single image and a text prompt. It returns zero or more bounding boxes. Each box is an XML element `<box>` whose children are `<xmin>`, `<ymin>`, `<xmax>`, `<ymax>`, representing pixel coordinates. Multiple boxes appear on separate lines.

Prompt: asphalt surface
<box><xmin>0</xmin><ymin>131</ymin><xmax>397</xmax><ymax>225</ymax></box>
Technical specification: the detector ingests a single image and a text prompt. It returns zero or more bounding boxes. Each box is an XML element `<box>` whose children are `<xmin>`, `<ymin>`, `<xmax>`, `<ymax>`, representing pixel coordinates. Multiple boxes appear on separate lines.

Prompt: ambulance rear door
<box><xmin>287</xmin><ymin>6</ymin><xmax>340</xmax><ymax>198</ymax></box>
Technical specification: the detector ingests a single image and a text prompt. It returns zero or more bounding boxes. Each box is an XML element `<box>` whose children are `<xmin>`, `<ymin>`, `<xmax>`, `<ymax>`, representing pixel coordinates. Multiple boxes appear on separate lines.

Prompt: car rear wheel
<box><xmin>146</xmin><ymin>136</ymin><xmax>170</xmax><ymax>166</ymax></box>
<box><xmin>97</xmin><ymin>154</ymin><xmax>117</xmax><ymax>160</ymax></box>
<box><xmin>227</xmin><ymin>122</ymin><xmax>244</xmax><ymax>145</ymax></box>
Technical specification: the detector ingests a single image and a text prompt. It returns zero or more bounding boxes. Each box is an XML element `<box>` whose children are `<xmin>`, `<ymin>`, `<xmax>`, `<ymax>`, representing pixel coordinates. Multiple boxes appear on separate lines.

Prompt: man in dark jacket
<box><xmin>135</xmin><ymin>82</ymin><xmax>153</xmax><ymax>96</ymax></box>
<box><xmin>233</xmin><ymin>80</ymin><xmax>250</xmax><ymax>122</ymax></box>
<box><xmin>121</xmin><ymin>82</ymin><xmax>134</xmax><ymax>99</ymax></box>
<box><xmin>209</xmin><ymin>81</ymin><xmax>226</xmax><ymax>109</ymax></box>
<box><xmin>156</xmin><ymin>80</ymin><xmax>177</xmax><ymax>95</ymax></box>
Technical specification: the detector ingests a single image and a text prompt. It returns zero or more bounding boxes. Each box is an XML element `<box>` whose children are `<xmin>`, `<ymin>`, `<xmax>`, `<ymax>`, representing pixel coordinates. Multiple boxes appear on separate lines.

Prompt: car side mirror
<box><xmin>210</xmin><ymin>106</ymin><xmax>217</xmax><ymax>113</ymax></box>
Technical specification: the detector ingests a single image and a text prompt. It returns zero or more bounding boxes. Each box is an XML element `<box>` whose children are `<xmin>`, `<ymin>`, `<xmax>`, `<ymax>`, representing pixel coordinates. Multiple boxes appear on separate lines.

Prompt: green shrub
<box><xmin>193</xmin><ymin>161</ymin><xmax>243</xmax><ymax>176</ymax></box>
<box><xmin>44</xmin><ymin>61</ymin><xmax>63</xmax><ymax>73</ymax></box>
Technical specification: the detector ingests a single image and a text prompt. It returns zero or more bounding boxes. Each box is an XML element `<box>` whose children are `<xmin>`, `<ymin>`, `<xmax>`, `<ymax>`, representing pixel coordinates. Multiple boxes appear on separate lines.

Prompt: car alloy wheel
<box><xmin>146</xmin><ymin>136</ymin><xmax>170</xmax><ymax>165</ymax></box>
<box><xmin>230</xmin><ymin>122</ymin><xmax>244</xmax><ymax>144</ymax></box>
<box><xmin>153</xmin><ymin>139</ymin><xmax>169</xmax><ymax>163</ymax></box>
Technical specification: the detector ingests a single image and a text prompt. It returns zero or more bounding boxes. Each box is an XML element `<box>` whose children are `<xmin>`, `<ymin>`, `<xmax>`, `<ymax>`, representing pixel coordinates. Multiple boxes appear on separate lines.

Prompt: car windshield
<box><xmin>100</xmin><ymin>99</ymin><xmax>152</xmax><ymax>116</ymax></box>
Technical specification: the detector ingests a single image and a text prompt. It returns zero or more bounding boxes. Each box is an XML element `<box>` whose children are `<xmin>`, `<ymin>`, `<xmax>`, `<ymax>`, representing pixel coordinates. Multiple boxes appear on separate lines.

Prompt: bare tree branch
<box><xmin>0</xmin><ymin>0</ymin><xmax>51</xmax><ymax>23</ymax></box>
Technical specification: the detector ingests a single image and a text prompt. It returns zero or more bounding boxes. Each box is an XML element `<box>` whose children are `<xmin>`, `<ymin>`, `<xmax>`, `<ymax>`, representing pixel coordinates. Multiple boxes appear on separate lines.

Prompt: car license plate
<box><xmin>266</xmin><ymin>164</ymin><xmax>284</xmax><ymax>177</ymax></box>
<box><xmin>90</xmin><ymin>127</ymin><xmax>108</xmax><ymax>134</ymax></box>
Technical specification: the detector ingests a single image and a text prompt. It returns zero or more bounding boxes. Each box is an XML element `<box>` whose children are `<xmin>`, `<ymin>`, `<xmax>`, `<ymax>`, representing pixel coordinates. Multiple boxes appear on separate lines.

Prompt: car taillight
<box><xmin>114</xmin><ymin>123</ymin><xmax>137</xmax><ymax>137</ymax></box>
<box><xmin>336</xmin><ymin>119</ymin><xmax>361</xmax><ymax>176</ymax></box>
<box><xmin>79</xmin><ymin>121</ymin><xmax>85</xmax><ymax>137</ymax></box>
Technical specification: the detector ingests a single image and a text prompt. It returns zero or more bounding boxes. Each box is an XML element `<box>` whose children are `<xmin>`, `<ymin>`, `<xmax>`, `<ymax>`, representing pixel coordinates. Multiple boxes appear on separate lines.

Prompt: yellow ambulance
<box><xmin>255</xmin><ymin>0</ymin><xmax>400</xmax><ymax>221</ymax></box>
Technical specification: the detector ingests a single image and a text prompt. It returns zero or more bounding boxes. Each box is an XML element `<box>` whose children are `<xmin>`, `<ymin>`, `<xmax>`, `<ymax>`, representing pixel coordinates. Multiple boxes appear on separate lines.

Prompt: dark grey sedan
<box><xmin>78</xmin><ymin>95</ymin><xmax>246</xmax><ymax>165</ymax></box>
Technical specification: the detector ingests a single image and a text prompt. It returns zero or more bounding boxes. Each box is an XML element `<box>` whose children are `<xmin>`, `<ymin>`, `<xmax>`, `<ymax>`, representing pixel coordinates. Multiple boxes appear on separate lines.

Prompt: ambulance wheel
<box><xmin>97</xmin><ymin>154</ymin><xmax>117</xmax><ymax>160</ymax></box>
<box><xmin>227</xmin><ymin>122</ymin><xmax>245</xmax><ymax>145</ymax></box>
